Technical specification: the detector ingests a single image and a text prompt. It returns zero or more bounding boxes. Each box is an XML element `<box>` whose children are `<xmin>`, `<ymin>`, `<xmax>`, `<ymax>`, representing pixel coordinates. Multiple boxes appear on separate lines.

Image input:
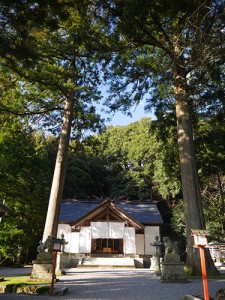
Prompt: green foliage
<box><xmin>195</xmin><ymin>113</ymin><xmax>225</xmax><ymax>242</ymax></box>
<box><xmin>64</xmin><ymin>137</ymin><xmax>110</xmax><ymax>198</ymax></box>
<box><xmin>101</xmin><ymin>0</ymin><xmax>224</xmax><ymax>113</ymax></box>
<box><xmin>63</xmin><ymin>117</ymin><xmax>182</xmax><ymax>202</ymax></box>
<box><xmin>171</xmin><ymin>201</ymin><xmax>186</xmax><ymax>237</ymax></box>
<box><xmin>201</xmin><ymin>173</ymin><xmax>225</xmax><ymax>242</ymax></box>
<box><xmin>0</xmin><ymin>0</ymin><xmax>105</xmax><ymax>135</ymax></box>
<box><xmin>151</xmin><ymin>121</ymin><xmax>181</xmax><ymax>200</ymax></box>
<box><xmin>0</xmin><ymin>229</ymin><xmax>23</xmax><ymax>263</ymax></box>
<box><xmin>171</xmin><ymin>174</ymin><xmax>225</xmax><ymax>244</ymax></box>
<box><xmin>97</xmin><ymin>118</ymin><xmax>157</xmax><ymax>199</ymax></box>
<box><xmin>0</xmin><ymin>118</ymin><xmax>51</xmax><ymax>264</ymax></box>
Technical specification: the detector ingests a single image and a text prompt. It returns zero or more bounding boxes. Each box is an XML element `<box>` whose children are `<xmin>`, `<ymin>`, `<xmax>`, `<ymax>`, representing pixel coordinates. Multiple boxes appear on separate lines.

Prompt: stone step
<box><xmin>78</xmin><ymin>257</ymin><xmax>135</xmax><ymax>268</ymax></box>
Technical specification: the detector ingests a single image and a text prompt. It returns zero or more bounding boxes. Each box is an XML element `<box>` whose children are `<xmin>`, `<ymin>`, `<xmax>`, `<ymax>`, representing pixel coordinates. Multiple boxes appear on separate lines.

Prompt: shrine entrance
<box><xmin>91</xmin><ymin>238</ymin><xmax>123</xmax><ymax>254</ymax></box>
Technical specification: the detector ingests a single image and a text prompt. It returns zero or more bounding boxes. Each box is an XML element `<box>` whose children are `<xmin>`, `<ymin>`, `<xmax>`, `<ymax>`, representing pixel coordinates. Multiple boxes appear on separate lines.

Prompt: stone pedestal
<box><xmin>30</xmin><ymin>252</ymin><xmax>53</xmax><ymax>281</ymax></box>
<box><xmin>150</xmin><ymin>257</ymin><xmax>162</xmax><ymax>271</ymax></box>
<box><xmin>161</xmin><ymin>261</ymin><xmax>187</xmax><ymax>283</ymax></box>
<box><xmin>150</xmin><ymin>257</ymin><xmax>157</xmax><ymax>271</ymax></box>
<box><xmin>161</xmin><ymin>237</ymin><xmax>187</xmax><ymax>283</ymax></box>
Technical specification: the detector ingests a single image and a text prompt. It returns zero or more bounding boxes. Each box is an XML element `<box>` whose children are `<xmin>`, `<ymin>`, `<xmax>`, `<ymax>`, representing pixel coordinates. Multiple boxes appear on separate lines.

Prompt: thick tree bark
<box><xmin>217</xmin><ymin>172</ymin><xmax>225</xmax><ymax>234</ymax></box>
<box><xmin>173</xmin><ymin>47</ymin><xmax>219</xmax><ymax>275</ymax></box>
<box><xmin>42</xmin><ymin>94</ymin><xmax>75</xmax><ymax>242</ymax></box>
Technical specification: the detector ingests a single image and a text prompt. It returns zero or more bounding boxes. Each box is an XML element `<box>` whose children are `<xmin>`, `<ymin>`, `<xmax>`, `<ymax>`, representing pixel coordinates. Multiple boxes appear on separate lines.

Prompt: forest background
<box><xmin>0</xmin><ymin>115</ymin><xmax>224</xmax><ymax>264</ymax></box>
<box><xmin>0</xmin><ymin>0</ymin><xmax>224</xmax><ymax>269</ymax></box>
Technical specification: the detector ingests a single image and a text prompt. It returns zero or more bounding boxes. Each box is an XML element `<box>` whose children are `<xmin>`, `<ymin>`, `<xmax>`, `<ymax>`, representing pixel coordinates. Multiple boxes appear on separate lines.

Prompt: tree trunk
<box><xmin>42</xmin><ymin>94</ymin><xmax>75</xmax><ymax>242</ymax></box>
<box><xmin>173</xmin><ymin>48</ymin><xmax>219</xmax><ymax>275</ymax></box>
<box><xmin>217</xmin><ymin>171</ymin><xmax>225</xmax><ymax>234</ymax></box>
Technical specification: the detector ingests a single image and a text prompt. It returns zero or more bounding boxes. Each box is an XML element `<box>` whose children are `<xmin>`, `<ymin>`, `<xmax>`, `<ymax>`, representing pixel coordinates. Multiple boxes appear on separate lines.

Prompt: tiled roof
<box><xmin>59</xmin><ymin>200</ymin><xmax>163</xmax><ymax>224</ymax></box>
<box><xmin>117</xmin><ymin>202</ymin><xmax>163</xmax><ymax>224</ymax></box>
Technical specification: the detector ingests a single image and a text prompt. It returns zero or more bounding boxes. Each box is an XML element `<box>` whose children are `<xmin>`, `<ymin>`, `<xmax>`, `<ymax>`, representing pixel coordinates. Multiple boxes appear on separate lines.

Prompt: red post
<box><xmin>199</xmin><ymin>246</ymin><xmax>209</xmax><ymax>300</ymax></box>
<box><xmin>51</xmin><ymin>251</ymin><xmax>57</xmax><ymax>295</ymax></box>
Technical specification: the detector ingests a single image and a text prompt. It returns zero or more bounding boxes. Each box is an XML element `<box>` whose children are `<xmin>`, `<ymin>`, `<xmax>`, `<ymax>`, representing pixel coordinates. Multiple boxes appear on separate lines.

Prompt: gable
<box><xmin>70</xmin><ymin>200</ymin><xmax>144</xmax><ymax>230</ymax></box>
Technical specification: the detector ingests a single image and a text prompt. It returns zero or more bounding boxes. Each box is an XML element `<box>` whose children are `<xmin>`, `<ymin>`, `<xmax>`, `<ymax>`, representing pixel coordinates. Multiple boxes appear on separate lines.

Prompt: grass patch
<box><xmin>0</xmin><ymin>276</ymin><xmax>51</xmax><ymax>295</ymax></box>
<box><xmin>0</xmin><ymin>276</ymin><xmax>49</xmax><ymax>286</ymax></box>
<box><xmin>187</xmin><ymin>274</ymin><xmax>225</xmax><ymax>280</ymax></box>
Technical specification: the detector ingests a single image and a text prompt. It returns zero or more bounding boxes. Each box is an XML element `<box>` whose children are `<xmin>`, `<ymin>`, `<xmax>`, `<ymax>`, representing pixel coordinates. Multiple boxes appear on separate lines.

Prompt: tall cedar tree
<box><xmin>1</xmin><ymin>1</ymin><xmax>104</xmax><ymax>241</ymax></box>
<box><xmin>100</xmin><ymin>0</ymin><xmax>224</xmax><ymax>274</ymax></box>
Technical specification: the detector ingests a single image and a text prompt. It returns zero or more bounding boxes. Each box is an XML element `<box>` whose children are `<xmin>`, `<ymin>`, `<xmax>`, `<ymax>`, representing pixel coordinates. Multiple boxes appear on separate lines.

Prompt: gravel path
<box><xmin>0</xmin><ymin>267</ymin><xmax>224</xmax><ymax>300</ymax></box>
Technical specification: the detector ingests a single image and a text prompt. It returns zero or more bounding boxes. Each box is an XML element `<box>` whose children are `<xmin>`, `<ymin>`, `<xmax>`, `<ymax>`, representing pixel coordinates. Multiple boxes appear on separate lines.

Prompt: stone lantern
<box><xmin>150</xmin><ymin>235</ymin><xmax>163</xmax><ymax>275</ymax></box>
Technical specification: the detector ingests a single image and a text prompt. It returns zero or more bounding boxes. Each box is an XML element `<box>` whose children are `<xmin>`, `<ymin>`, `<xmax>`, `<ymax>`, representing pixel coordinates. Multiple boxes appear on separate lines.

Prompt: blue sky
<box><xmin>104</xmin><ymin>102</ymin><xmax>153</xmax><ymax>126</ymax></box>
<box><xmin>98</xmin><ymin>86</ymin><xmax>155</xmax><ymax>126</ymax></box>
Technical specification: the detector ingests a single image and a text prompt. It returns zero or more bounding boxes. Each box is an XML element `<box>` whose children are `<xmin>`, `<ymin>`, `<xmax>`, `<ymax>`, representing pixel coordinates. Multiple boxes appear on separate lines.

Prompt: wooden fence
<box><xmin>209</xmin><ymin>244</ymin><xmax>225</xmax><ymax>261</ymax></box>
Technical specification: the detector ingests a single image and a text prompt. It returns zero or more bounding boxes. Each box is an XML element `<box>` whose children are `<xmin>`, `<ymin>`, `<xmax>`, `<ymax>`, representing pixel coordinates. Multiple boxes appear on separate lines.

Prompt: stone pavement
<box><xmin>0</xmin><ymin>267</ymin><xmax>225</xmax><ymax>300</ymax></box>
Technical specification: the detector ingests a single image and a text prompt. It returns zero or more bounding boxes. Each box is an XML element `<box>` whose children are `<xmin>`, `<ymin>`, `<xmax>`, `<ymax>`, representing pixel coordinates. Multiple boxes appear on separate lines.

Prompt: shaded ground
<box><xmin>0</xmin><ymin>267</ymin><xmax>224</xmax><ymax>300</ymax></box>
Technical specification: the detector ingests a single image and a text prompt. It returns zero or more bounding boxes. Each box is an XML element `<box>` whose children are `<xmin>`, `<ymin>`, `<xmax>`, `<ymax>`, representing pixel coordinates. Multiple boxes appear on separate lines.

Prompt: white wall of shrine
<box><xmin>58</xmin><ymin>223</ymin><xmax>160</xmax><ymax>256</ymax></box>
<box><xmin>136</xmin><ymin>234</ymin><xmax>144</xmax><ymax>254</ymax></box>
<box><xmin>144</xmin><ymin>226</ymin><xmax>160</xmax><ymax>255</ymax></box>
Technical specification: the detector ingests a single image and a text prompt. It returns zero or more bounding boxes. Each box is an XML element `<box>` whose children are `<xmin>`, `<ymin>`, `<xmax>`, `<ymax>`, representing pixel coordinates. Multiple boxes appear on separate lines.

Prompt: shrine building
<box><xmin>57</xmin><ymin>199</ymin><xmax>163</xmax><ymax>268</ymax></box>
